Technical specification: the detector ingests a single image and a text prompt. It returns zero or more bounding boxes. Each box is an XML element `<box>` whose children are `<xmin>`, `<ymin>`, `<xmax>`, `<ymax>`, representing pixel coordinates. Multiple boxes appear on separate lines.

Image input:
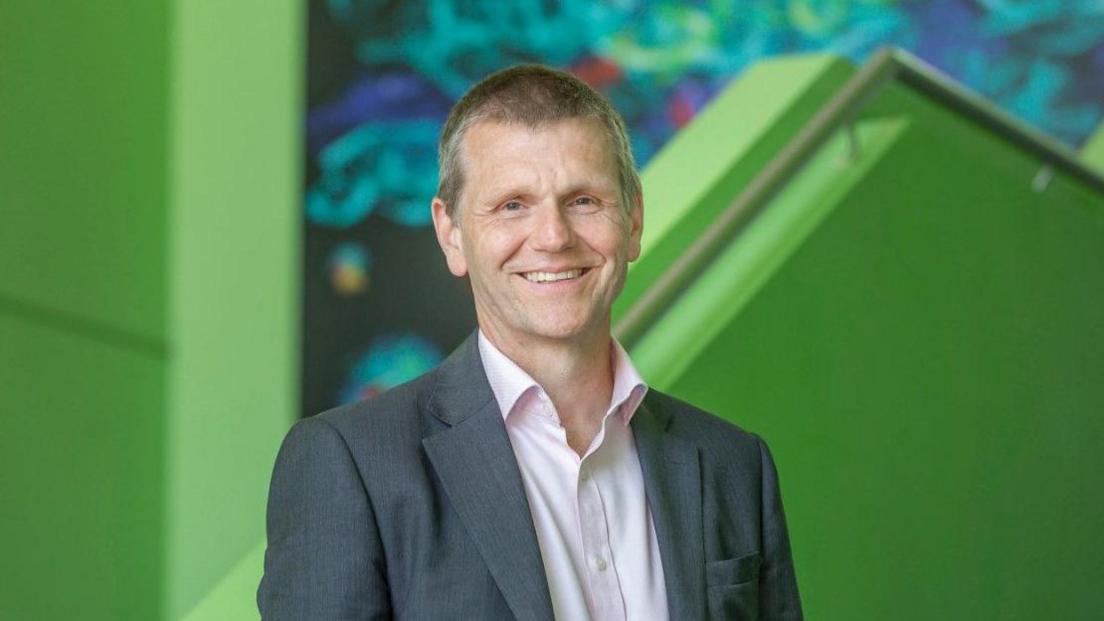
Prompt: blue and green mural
<box><xmin>304</xmin><ymin>0</ymin><xmax>1104</xmax><ymax>415</ymax></box>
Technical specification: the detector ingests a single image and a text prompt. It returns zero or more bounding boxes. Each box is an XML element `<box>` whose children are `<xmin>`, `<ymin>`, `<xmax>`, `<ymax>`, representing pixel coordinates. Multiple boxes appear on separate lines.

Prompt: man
<box><xmin>259</xmin><ymin>65</ymin><xmax>801</xmax><ymax>620</ymax></box>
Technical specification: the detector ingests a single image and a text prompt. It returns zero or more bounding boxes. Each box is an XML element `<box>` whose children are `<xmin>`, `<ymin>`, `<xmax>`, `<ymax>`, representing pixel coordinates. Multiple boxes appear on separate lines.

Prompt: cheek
<box><xmin>466</xmin><ymin>223</ymin><xmax>524</xmax><ymax>268</ymax></box>
<box><xmin>590</xmin><ymin>221</ymin><xmax>634</xmax><ymax>258</ymax></box>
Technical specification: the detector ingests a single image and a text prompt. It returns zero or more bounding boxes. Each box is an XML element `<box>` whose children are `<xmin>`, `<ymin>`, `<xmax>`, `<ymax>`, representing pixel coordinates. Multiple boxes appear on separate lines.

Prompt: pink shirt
<box><xmin>478</xmin><ymin>332</ymin><xmax>669</xmax><ymax>621</ymax></box>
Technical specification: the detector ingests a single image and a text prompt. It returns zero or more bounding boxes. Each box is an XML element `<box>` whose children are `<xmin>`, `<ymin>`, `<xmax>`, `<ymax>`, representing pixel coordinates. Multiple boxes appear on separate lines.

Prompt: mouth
<box><xmin>520</xmin><ymin>268</ymin><xmax>589</xmax><ymax>283</ymax></box>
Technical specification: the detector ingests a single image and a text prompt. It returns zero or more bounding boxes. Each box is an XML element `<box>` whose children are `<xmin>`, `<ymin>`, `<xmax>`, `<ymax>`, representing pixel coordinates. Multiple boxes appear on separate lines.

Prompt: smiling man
<box><xmin>259</xmin><ymin>66</ymin><xmax>802</xmax><ymax>620</ymax></box>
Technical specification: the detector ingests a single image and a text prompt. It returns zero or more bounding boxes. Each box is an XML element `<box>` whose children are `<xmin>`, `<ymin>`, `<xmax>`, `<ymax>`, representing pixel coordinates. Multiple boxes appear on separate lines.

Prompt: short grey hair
<box><xmin>436</xmin><ymin>64</ymin><xmax>641</xmax><ymax>218</ymax></box>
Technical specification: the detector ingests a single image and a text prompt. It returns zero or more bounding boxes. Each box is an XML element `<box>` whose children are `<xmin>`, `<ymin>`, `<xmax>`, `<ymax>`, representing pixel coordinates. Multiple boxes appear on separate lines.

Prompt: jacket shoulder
<box><xmin>306</xmin><ymin>367</ymin><xmax>441</xmax><ymax>452</ymax></box>
<box><xmin>644</xmin><ymin>389</ymin><xmax>768</xmax><ymax>466</ymax></box>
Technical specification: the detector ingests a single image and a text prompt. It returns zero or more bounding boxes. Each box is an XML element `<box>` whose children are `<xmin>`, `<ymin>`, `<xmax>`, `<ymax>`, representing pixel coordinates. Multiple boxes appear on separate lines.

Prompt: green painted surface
<box><xmin>0</xmin><ymin>313</ymin><xmax>165</xmax><ymax>621</ymax></box>
<box><xmin>163</xmin><ymin>0</ymin><xmax>302</xmax><ymax>618</ymax></box>
<box><xmin>0</xmin><ymin>2</ymin><xmax>170</xmax><ymax>619</ymax></box>
<box><xmin>632</xmin><ymin>117</ymin><xmax>909</xmax><ymax>388</ymax></box>
<box><xmin>617</xmin><ymin>54</ymin><xmax>854</xmax><ymax>319</ymax></box>
<box><xmin>0</xmin><ymin>1</ymin><xmax>169</xmax><ymax>343</ymax></box>
<box><xmin>0</xmin><ymin>1</ymin><xmax>300</xmax><ymax>619</ymax></box>
<box><xmin>630</xmin><ymin>56</ymin><xmax>1104</xmax><ymax>619</ymax></box>
<box><xmin>180</xmin><ymin>542</ymin><xmax>265</xmax><ymax>621</ymax></box>
<box><xmin>1082</xmin><ymin>121</ymin><xmax>1104</xmax><ymax>175</ymax></box>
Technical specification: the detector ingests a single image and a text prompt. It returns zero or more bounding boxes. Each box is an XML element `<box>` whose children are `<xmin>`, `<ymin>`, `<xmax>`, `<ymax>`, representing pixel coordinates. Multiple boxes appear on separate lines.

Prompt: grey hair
<box><xmin>436</xmin><ymin>64</ymin><xmax>641</xmax><ymax>219</ymax></box>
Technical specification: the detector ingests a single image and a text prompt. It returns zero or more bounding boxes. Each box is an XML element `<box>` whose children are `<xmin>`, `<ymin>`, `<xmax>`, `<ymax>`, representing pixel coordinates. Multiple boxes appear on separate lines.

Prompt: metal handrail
<box><xmin>613</xmin><ymin>46</ymin><xmax>1104</xmax><ymax>348</ymax></box>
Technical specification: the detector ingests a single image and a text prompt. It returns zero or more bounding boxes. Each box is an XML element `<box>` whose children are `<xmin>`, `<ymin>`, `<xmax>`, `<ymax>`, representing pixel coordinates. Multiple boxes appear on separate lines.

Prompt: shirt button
<box><xmin>594</xmin><ymin>556</ymin><xmax>607</xmax><ymax>571</ymax></box>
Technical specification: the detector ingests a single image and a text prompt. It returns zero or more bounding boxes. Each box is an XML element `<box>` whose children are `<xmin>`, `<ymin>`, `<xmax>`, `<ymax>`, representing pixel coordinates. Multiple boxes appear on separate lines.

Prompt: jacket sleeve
<box><xmin>257</xmin><ymin>416</ymin><xmax>392</xmax><ymax>620</ymax></box>
<box><xmin>756</xmin><ymin>435</ymin><xmax>803</xmax><ymax>620</ymax></box>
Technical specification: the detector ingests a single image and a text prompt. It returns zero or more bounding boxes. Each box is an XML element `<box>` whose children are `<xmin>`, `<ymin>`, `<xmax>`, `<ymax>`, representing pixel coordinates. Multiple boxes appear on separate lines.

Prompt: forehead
<box><xmin>458</xmin><ymin>118</ymin><xmax>618</xmax><ymax>194</ymax></box>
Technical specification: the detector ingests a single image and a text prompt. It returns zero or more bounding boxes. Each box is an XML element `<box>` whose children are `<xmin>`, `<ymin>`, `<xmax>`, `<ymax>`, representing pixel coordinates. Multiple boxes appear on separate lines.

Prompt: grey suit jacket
<box><xmin>258</xmin><ymin>335</ymin><xmax>802</xmax><ymax>620</ymax></box>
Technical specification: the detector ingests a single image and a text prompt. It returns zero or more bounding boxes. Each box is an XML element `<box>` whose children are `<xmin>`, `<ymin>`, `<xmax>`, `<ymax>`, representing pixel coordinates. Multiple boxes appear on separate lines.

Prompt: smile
<box><xmin>521</xmin><ymin>269</ymin><xmax>586</xmax><ymax>283</ymax></box>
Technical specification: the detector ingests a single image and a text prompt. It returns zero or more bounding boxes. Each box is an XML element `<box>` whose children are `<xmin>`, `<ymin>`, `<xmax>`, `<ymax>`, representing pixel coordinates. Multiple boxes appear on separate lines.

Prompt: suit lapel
<box><xmin>421</xmin><ymin>335</ymin><xmax>555</xmax><ymax>621</ymax></box>
<box><xmin>632</xmin><ymin>395</ymin><xmax>706</xmax><ymax>620</ymax></box>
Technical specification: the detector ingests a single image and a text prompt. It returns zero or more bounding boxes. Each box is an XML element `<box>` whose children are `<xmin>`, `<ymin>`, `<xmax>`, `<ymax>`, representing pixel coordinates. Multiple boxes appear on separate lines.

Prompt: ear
<box><xmin>627</xmin><ymin>193</ymin><xmax>644</xmax><ymax>262</ymax></box>
<box><xmin>431</xmin><ymin>197</ymin><xmax>468</xmax><ymax>277</ymax></box>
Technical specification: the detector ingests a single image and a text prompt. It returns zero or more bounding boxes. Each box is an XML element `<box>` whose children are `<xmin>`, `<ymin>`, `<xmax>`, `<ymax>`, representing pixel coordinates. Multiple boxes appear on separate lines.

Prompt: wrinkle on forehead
<box><xmin>460</xmin><ymin>118</ymin><xmax>621</xmax><ymax>209</ymax></box>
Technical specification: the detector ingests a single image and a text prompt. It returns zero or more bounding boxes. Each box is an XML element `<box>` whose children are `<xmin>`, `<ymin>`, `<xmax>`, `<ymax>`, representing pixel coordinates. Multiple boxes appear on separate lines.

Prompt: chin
<box><xmin>523</xmin><ymin>315</ymin><xmax>600</xmax><ymax>342</ymax></box>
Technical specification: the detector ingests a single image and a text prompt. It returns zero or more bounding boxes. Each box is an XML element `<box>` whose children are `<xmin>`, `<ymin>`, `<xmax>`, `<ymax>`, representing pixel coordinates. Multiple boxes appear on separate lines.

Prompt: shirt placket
<box><xmin>576</xmin><ymin>440</ymin><xmax>626</xmax><ymax>620</ymax></box>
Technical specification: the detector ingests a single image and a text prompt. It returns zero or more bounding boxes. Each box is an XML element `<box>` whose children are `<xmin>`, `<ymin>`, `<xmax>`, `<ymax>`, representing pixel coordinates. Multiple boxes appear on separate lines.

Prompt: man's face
<box><xmin>432</xmin><ymin>118</ymin><xmax>643</xmax><ymax>349</ymax></box>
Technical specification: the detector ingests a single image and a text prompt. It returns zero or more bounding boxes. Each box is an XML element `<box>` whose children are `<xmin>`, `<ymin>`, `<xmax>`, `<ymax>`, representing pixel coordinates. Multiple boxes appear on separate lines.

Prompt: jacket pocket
<box><xmin>706</xmin><ymin>551</ymin><xmax>761</xmax><ymax>587</ymax></box>
<box><xmin>705</xmin><ymin>552</ymin><xmax>761</xmax><ymax>620</ymax></box>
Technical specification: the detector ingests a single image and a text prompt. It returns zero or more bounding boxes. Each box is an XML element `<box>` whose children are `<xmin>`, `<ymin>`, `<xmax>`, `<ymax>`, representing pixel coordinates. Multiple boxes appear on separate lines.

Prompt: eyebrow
<box><xmin>481</xmin><ymin>181</ymin><xmax>618</xmax><ymax>203</ymax></box>
<box><xmin>479</xmin><ymin>189</ymin><xmax>536</xmax><ymax>208</ymax></box>
<box><xmin>561</xmin><ymin>182</ymin><xmax>618</xmax><ymax>199</ymax></box>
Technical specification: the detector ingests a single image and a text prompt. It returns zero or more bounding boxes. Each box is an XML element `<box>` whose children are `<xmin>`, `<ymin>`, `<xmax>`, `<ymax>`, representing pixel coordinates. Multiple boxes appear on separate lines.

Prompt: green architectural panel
<box><xmin>0</xmin><ymin>313</ymin><xmax>165</xmax><ymax>621</ymax></box>
<box><xmin>165</xmin><ymin>1</ymin><xmax>303</xmax><ymax>618</ymax></box>
<box><xmin>1082</xmin><ymin>121</ymin><xmax>1104</xmax><ymax>175</ymax></box>
<box><xmin>631</xmin><ymin>117</ymin><xmax>910</xmax><ymax>388</ymax></box>
<box><xmin>630</xmin><ymin>53</ymin><xmax>1104</xmax><ymax>619</ymax></box>
<box><xmin>1</xmin><ymin>1</ymin><xmax>300</xmax><ymax>619</ymax></box>
<box><xmin>180</xmin><ymin>542</ymin><xmax>265</xmax><ymax>621</ymax></box>
<box><xmin>0</xmin><ymin>1</ymin><xmax>170</xmax><ymax>344</ymax></box>
<box><xmin>618</xmin><ymin>53</ymin><xmax>855</xmax><ymax>318</ymax></box>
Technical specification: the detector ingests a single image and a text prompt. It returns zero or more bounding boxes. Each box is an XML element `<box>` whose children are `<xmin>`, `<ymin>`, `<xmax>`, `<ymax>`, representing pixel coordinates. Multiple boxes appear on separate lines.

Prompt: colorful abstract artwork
<box><xmin>304</xmin><ymin>0</ymin><xmax>1104</xmax><ymax>415</ymax></box>
<box><xmin>338</xmin><ymin>333</ymin><xmax>444</xmax><ymax>404</ymax></box>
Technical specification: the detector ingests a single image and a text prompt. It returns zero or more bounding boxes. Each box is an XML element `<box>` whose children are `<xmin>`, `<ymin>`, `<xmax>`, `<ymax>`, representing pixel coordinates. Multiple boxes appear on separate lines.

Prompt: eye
<box><xmin>569</xmin><ymin>194</ymin><xmax>604</xmax><ymax>211</ymax></box>
<box><xmin>501</xmin><ymin>200</ymin><xmax>524</xmax><ymax>212</ymax></box>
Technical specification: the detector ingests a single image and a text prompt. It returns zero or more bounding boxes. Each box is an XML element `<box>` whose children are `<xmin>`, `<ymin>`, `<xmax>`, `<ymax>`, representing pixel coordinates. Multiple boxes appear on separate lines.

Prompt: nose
<box><xmin>528</xmin><ymin>204</ymin><xmax>574</xmax><ymax>252</ymax></box>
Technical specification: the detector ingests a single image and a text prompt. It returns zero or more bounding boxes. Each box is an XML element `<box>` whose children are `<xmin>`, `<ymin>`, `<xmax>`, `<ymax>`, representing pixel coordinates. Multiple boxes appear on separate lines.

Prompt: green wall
<box><xmin>0</xmin><ymin>1</ymin><xmax>170</xmax><ymax>343</ymax></box>
<box><xmin>1</xmin><ymin>3</ymin><xmax>170</xmax><ymax>619</ymax></box>
<box><xmin>165</xmin><ymin>2</ymin><xmax>301</xmax><ymax>618</ymax></box>
<box><xmin>0</xmin><ymin>2</ymin><xmax>300</xmax><ymax>619</ymax></box>
<box><xmin>0</xmin><ymin>316</ymin><xmax>165</xmax><ymax>620</ymax></box>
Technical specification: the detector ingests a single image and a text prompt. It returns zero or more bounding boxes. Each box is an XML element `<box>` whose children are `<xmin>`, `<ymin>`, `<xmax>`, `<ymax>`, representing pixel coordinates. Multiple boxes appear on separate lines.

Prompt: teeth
<box><xmin>523</xmin><ymin>269</ymin><xmax>582</xmax><ymax>283</ymax></box>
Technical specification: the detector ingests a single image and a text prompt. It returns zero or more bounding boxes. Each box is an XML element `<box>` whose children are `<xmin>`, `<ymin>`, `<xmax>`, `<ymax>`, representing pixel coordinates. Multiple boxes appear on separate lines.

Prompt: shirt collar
<box><xmin>477</xmin><ymin>330</ymin><xmax>649</xmax><ymax>426</ymax></box>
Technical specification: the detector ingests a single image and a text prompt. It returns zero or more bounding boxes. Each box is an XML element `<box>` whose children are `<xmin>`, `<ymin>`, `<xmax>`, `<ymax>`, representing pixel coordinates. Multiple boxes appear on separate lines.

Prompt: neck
<box><xmin>480</xmin><ymin>323</ymin><xmax>614</xmax><ymax>430</ymax></box>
